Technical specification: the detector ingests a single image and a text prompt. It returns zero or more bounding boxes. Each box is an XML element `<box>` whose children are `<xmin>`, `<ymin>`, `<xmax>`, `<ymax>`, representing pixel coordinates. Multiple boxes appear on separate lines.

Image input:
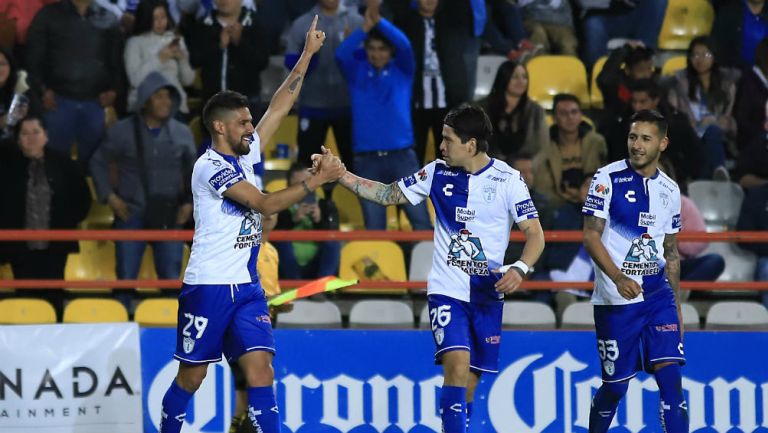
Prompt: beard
<box><xmin>231</xmin><ymin>135</ymin><xmax>252</xmax><ymax>156</ymax></box>
<box><xmin>628</xmin><ymin>147</ymin><xmax>660</xmax><ymax>172</ymax></box>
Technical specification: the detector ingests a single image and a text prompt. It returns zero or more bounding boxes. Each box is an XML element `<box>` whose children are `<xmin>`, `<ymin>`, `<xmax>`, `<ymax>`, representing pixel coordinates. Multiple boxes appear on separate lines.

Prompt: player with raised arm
<box><xmin>582</xmin><ymin>109</ymin><xmax>688</xmax><ymax>433</ymax></box>
<box><xmin>157</xmin><ymin>16</ymin><xmax>345</xmax><ymax>433</ymax></box>
<box><xmin>338</xmin><ymin>104</ymin><xmax>545</xmax><ymax>433</ymax></box>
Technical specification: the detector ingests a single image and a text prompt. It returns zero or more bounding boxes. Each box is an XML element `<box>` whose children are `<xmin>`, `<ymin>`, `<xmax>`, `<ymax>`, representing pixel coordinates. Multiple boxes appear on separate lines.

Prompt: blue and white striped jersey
<box><xmin>183</xmin><ymin>135</ymin><xmax>263</xmax><ymax>285</ymax></box>
<box><xmin>397</xmin><ymin>158</ymin><xmax>539</xmax><ymax>303</ymax></box>
<box><xmin>582</xmin><ymin>159</ymin><xmax>682</xmax><ymax>305</ymax></box>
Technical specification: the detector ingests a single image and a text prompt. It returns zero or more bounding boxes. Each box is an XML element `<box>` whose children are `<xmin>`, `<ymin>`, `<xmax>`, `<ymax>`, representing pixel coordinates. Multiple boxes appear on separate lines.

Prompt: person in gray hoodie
<box><xmin>90</xmin><ymin>71</ymin><xmax>196</xmax><ymax>305</ymax></box>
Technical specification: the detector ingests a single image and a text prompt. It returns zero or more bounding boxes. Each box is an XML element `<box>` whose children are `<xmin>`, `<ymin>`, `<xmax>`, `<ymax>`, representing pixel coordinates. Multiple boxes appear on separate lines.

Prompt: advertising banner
<box><xmin>0</xmin><ymin>323</ymin><xmax>143</xmax><ymax>433</ymax></box>
<box><xmin>140</xmin><ymin>329</ymin><xmax>768</xmax><ymax>433</ymax></box>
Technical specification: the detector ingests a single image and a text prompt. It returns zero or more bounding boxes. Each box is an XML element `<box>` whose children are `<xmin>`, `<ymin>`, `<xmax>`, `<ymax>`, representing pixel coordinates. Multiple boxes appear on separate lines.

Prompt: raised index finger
<box><xmin>309</xmin><ymin>14</ymin><xmax>318</xmax><ymax>33</ymax></box>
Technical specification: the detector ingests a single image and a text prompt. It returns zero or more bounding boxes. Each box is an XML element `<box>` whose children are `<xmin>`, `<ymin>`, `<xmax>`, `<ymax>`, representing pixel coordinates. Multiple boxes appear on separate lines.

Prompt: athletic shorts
<box><xmin>427</xmin><ymin>294</ymin><xmax>504</xmax><ymax>374</ymax></box>
<box><xmin>593</xmin><ymin>288</ymin><xmax>685</xmax><ymax>382</ymax></box>
<box><xmin>174</xmin><ymin>282</ymin><xmax>275</xmax><ymax>364</ymax></box>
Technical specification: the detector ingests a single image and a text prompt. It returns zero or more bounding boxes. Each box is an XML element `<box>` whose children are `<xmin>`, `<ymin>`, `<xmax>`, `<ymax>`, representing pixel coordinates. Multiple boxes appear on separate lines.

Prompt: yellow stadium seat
<box><xmin>657</xmin><ymin>0</ymin><xmax>714</xmax><ymax>50</ymax></box>
<box><xmin>662</xmin><ymin>55</ymin><xmax>687</xmax><ymax>76</ymax></box>
<box><xmin>339</xmin><ymin>241</ymin><xmax>407</xmax><ymax>294</ymax></box>
<box><xmin>80</xmin><ymin>177</ymin><xmax>114</xmax><ymax>229</ymax></box>
<box><xmin>0</xmin><ymin>298</ymin><xmax>56</xmax><ymax>324</ymax></box>
<box><xmin>527</xmin><ymin>55</ymin><xmax>590</xmax><ymax>110</ymax></box>
<box><xmin>134</xmin><ymin>298</ymin><xmax>178</xmax><ymax>327</ymax></box>
<box><xmin>0</xmin><ymin>263</ymin><xmax>14</xmax><ymax>294</ymax></box>
<box><xmin>333</xmin><ymin>184</ymin><xmax>365</xmax><ymax>231</ymax></box>
<box><xmin>265</xmin><ymin>179</ymin><xmax>288</xmax><ymax>193</ymax></box>
<box><xmin>590</xmin><ymin>56</ymin><xmax>608</xmax><ymax>109</ymax></box>
<box><xmin>63</xmin><ymin>298</ymin><xmax>128</xmax><ymax>323</ymax></box>
<box><xmin>264</xmin><ymin>114</ymin><xmax>298</xmax><ymax>161</ymax></box>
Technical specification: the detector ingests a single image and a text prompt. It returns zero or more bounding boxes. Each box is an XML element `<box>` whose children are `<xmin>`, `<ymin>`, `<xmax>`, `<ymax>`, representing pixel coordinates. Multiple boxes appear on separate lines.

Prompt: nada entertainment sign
<box><xmin>0</xmin><ymin>323</ymin><xmax>143</xmax><ymax>433</ymax></box>
<box><xmin>140</xmin><ymin>329</ymin><xmax>768</xmax><ymax>433</ymax></box>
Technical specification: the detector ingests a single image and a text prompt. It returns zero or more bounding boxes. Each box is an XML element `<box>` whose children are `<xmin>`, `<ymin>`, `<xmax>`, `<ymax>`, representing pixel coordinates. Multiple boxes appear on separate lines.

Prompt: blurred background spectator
<box><xmin>0</xmin><ymin>0</ymin><xmax>59</xmax><ymax>55</ymax></box>
<box><xmin>25</xmin><ymin>0</ymin><xmax>124</xmax><ymax>167</ymax></box>
<box><xmin>734</xmin><ymin>37</ymin><xmax>768</xmax><ymax>151</ymax></box>
<box><xmin>737</xmin><ymin>183</ymin><xmax>768</xmax><ymax>308</ymax></box>
<box><xmin>483</xmin><ymin>0</ymin><xmax>540</xmax><ymax>62</ymax></box>
<box><xmin>0</xmin><ymin>114</ymin><xmax>91</xmax><ymax>315</ymax></box>
<box><xmin>579</xmin><ymin>0</ymin><xmax>667</xmax><ymax>68</ymax></box>
<box><xmin>90</xmin><ymin>73</ymin><xmax>195</xmax><ymax>307</ymax></box>
<box><xmin>125</xmin><ymin>0</ymin><xmax>195</xmax><ymax>117</ymax></box>
<box><xmin>734</xmin><ymin>112</ymin><xmax>768</xmax><ymax>189</ymax></box>
<box><xmin>595</xmin><ymin>42</ymin><xmax>655</xmax><ymax>136</ymax></box>
<box><xmin>392</xmin><ymin>0</ymin><xmax>468</xmax><ymax>164</ymax></box>
<box><xmin>275</xmin><ymin>163</ymin><xmax>341</xmax><ymax>280</ymax></box>
<box><xmin>533</xmin><ymin>93</ymin><xmax>607</xmax><ymax>208</ymax></box>
<box><xmin>188</xmin><ymin>0</ymin><xmax>269</xmax><ymax>114</ymax></box>
<box><xmin>520</xmin><ymin>0</ymin><xmax>578</xmax><ymax>56</ymax></box>
<box><xmin>712</xmin><ymin>0</ymin><xmax>768</xmax><ymax>69</ymax></box>
<box><xmin>483</xmin><ymin>60</ymin><xmax>547</xmax><ymax>162</ymax></box>
<box><xmin>667</xmin><ymin>36</ymin><xmax>738</xmax><ymax>181</ymax></box>
<box><xmin>285</xmin><ymin>0</ymin><xmax>362</xmax><ymax>168</ymax></box>
<box><xmin>336</xmin><ymin>1</ymin><xmax>432</xmax><ymax>230</ymax></box>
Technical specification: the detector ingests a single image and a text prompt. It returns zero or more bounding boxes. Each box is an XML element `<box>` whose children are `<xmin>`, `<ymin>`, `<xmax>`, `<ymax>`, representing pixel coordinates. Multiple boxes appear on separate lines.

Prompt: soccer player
<box><xmin>338</xmin><ymin>104</ymin><xmax>545</xmax><ymax>433</ymax></box>
<box><xmin>582</xmin><ymin>109</ymin><xmax>688</xmax><ymax>433</ymax></box>
<box><xmin>158</xmin><ymin>16</ymin><xmax>346</xmax><ymax>433</ymax></box>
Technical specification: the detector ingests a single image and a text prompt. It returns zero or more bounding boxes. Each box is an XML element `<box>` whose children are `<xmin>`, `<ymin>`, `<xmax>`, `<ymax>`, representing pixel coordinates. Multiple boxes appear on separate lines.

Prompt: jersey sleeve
<box><xmin>508</xmin><ymin>173</ymin><xmax>539</xmax><ymax>223</ymax></box>
<box><xmin>667</xmin><ymin>190</ymin><xmax>682</xmax><ymax>234</ymax></box>
<box><xmin>396</xmin><ymin>161</ymin><xmax>437</xmax><ymax>205</ymax></box>
<box><xmin>198</xmin><ymin>159</ymin><xmax>245</xmax><ymax>198</ymax></box>
<box><xmin>582</xmin><ymin>169</ymin><xmax>612</xmax><ymax>219</ymax></box>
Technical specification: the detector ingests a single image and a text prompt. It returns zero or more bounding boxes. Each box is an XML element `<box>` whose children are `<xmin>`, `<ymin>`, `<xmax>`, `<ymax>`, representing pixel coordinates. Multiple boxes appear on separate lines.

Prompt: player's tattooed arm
<box><xmin>663</xmin><ymin>233</ymin><xmax>681</xmax><ymax>298</ymax></box>
<box><xmin>338</xmin><ymin>172</ymin><xmax>409</xmax><ymax>205</ymax></box>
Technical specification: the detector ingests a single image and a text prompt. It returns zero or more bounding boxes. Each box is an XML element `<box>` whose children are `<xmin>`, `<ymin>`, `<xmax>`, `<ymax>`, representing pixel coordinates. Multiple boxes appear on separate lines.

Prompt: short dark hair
<box><xmin>202</xmin><ymin>91</ymin><xmax>250</xmax><ymax>134</ymax></box>
<box><xmin>630</xmin><ymin>109</ymin><xmax>668</xmax><ymax>137</ymax></box>
<box><xmin>365</xmin><ymin>28</ymin><xmax>394</xmax><ymax>51</ymax></box>
<box><xmin>14</xmin><ymin>114</ymin><xmax>47</xmax><ymax>139</ymax></box>
<box><xmin>286</xmin><ymin>161</ymin><xmax>309</xmax><ymax>183</ymax></box>
<box><xmin>443</xmin><ymin>104</ymin><xmax>493</xmax><ymax>154</ymax></box>
<box><xmin>133</xmin><ymin>0</ymin><xmax>176</xmax><ymax>35</ymax></box>
<box><xmin>625</xmin><ymin>45</ymin><xmax>654</xmax><ymax>69</ymax></box>
<box><xmin>630</xmin><ymin>78</ymin><xmax>661</xmax><ymax>100</ymax></box>
<box><xmin>553</xmin><ymin>93</ymin><xmax>581</xmax><ymax>112</ymax></box>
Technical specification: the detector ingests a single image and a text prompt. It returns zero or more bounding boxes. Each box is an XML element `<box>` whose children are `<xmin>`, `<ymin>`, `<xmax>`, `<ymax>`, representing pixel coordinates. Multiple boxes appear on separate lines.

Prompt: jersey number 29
<box><xmin>183</xmin><ymin>313</ymin><xmax>209</xmax><ymax>339</ymax></box>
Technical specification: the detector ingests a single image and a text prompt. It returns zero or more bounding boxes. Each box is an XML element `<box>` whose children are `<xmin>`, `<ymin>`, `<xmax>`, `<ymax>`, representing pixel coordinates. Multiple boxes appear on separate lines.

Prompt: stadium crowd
<box><xmin>0</xmin><ymin>0</ymin><xmax>767</xmax><ymax>318</ymax></box>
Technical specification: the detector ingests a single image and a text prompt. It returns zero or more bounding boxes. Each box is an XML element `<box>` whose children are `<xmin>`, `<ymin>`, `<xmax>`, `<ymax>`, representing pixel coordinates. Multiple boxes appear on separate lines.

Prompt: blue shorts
<box><xmin>593</xmin><ymin>289</ymin><xmax>685</xmax><ymax>382</ymax></box>
<box><xmin>427</xmin><ymin>294</ymin><xmax>504</xmax><ymax>374</ymax></box>
<box><xmin>174</xmin><ymin>282</ymin><xmax>275</xmax><ymax>364</ymax></box>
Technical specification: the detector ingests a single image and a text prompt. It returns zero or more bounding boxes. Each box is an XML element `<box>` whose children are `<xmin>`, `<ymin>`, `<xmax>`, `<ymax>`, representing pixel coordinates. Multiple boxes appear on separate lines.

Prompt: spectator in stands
<box><xmin>274</xmin><ymin>163</ymin><xmax>341</xmax><ymax>279</ymax></box>
<box><xmin>520</xmin><ymin>0</ymin><xmax>578</xmax><ymax>56</ymax></box>
<box><xmin>392</xmin><ymin>0</ymin><xmax>468</xmax><ymax>164</ymax></box>
<box><xmin>0</xmin><ymin>0</ymin><xmax>58</xmax><ymax>51</ymax></box>
<box><xmin>546</xmin><ymin>172</ymin><xmax>592</xmax><ymax>274</ymax></box>
<box><xmin>94</xmin><ymin>0</ymin><xmax>140</xmax><ymax>33</ymax></box>
<box><xmin>0</xmin><ymin>46</ymin><xmax>30</xmax><ymax>142</ymax></box>
<box><xmin>464</xmin><ymin>0</ymin><xmax>486</xmax><ymax>101</ymax></box>
<box><xmin>596</xmin><ymin>41</ymin><xmax>655</xmax><ymax>131</ymax></box>
<box><xmin>0</xmin><ymin>114</ymin><xmax>91</xmax><ymax>315</ymax></box>
<box><xmin>188</xmin><ymin>0</ymin><xmax>269</xmax><ymax>113</ymax></box>
<box><xmin>579</xmin><ymin>0</ymin><xmax>667</xmax><ymax>68</ymax></box>
<box><xmin>125</xmin><ymin>0</ymin><xmax>195</xmax><ymax>118</ymax></box>
<box><xmin>483</xmin><ymin>60</ymin><xmax>548</xmax><ymax>162</ymax></box>
<box><xmin>285</xmin><ymin>0</ymin><xmax>363</xmax><ymax>169</ymax></box>
<box><xmin>26</xmin><ymin>0</ymin><xmax>124</xmax><ymax>167</ymax></box>
<box><xmin>658</xmin><ymin>158</ymin><xmax>724</xmax><ymax>297</ymax></box>
<box><xmin>667</xmin><ymin>36</ymin><xmax>739</xmax><ymax>181</ymax></box>
<box><xmin>712</xmin><ymin>0</ymin><xmax>768</xmax><ymax>69</ymax></box>
<box><xmin>734</xmin><ymin>37</ymin><xmax>768</xmax><ymax>151</ymax></box>
<box><xmin>90</xmin><ymin>72</ymin><xmax>196</xmax><ymax>306</ymax></box>
<box><xmin>533</xmin><ymin>93</ymin><xmax>607</xmax><ymax>208</ymax></box>
<box><xmin>737</xmin><ymin>183</ymin><xmax>768</xmax><ymax>308</ymax></box>
<box><xmin>735</xmin><ymin>118</ymin><xmax>768</xmax><ymax>189</ymax></box>
<box><xmin>336</xmin><ymin>1</ymin><xmax>432</xmax><ymax>230</ymax></box>
<box><xmin>603</xmin><ymin>79</ymin><xmax>704</xmax><ymax>187</ymax></box>
<box><xmin>483</xmin><ymin>0</ymin><xmax>540</xmax><ymax>62</ymax></box>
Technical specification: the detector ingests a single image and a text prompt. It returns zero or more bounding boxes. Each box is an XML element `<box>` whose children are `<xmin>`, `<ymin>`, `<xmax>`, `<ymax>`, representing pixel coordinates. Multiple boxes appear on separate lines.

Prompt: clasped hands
<box><xmin>310</xmin><ymin>146</ymin><xmax>346</xmax><ymax>184</ymax></box>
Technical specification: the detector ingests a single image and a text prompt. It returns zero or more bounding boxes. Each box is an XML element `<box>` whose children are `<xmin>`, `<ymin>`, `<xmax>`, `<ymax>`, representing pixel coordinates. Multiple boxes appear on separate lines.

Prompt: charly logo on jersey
<box><xmin>446</xmin><ymin>229</ymin><xmax>489</xmax><ymax>276</ymax></box>
<box><xmin>622</xmin><ymin>234</ymin><xmax>660</xmax><ymax>276</ymax></box>
<box><xmin>234</xmin><ymin>211</ymin><xmax>262</xmax><ymax>250</ymax></box>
